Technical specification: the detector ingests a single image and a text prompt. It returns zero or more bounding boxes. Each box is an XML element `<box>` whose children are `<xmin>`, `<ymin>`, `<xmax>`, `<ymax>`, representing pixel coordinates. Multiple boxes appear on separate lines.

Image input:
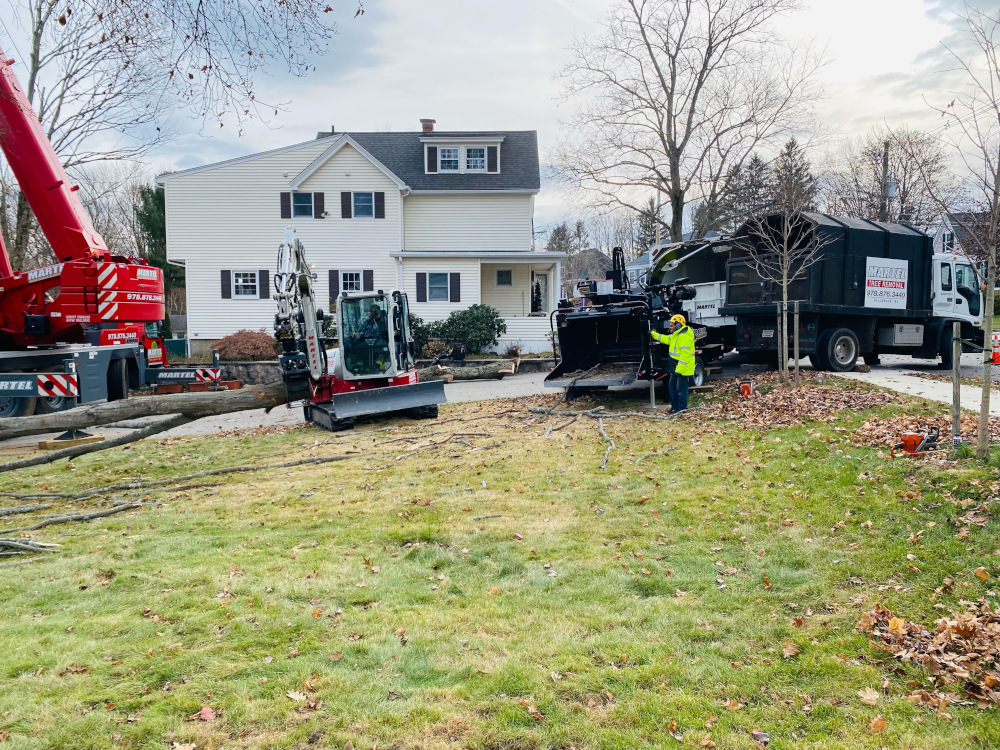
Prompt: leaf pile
<box><xmin>851</xmin><ymin>413</ymin><xmax>1000</xmax><ymax>448</ymax></box>
<box><xmin>697</xmin><ymin>377</ymin><xmax>896</xmax><ymax>431</ymax></box>
<box><xmin>861</xmin><ymin>602</ymin><xmax>1000</xmax><ymax>708</ymax></box>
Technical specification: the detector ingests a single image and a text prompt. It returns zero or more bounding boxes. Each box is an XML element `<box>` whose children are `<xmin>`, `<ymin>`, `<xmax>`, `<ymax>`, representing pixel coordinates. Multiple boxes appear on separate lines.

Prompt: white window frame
<box><xmin>465</xmin><ymin>146</ymin><xmax>486</xmax><ymax>172</ymax></box>
<box><xmin>942</xmin><ymin>231</ymin><xmax>955</xmax><ymax>252</ymax></box>
<box><xmin>438</xmin><ymin>147</ymin><xmax>460</xmax><ymax>172</ymax></box>
<box><xmin>232</xmin><ymin>270</ymin><xmax>259</xmax><ymax>299</ymax></box>
<box><xmin>428</xmin><ymin>272</ymin><xmax>450</xmax><ymax>302</ymax></box>
<box><xmin>495</xmin><ymin>268</ymin><xmax>513</xmax><ymax>287</ymax></box>
<box><xmin>292</xmin><ymin>192</ymin><xmax>313</xmax><ymax>218</ymax></box>
<box><xmin>352</xmin><ymin>191</ymin><xmax>374</xmax><ymax>219</ymax></box>
<box><xmin>341</xmin><ymin>270</ymin><xmax>363</xmax><ymax>293</ymax></box>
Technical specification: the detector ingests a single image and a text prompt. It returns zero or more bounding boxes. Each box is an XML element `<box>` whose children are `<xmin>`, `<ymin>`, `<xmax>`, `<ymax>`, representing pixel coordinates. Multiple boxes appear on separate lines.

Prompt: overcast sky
<box><xmin>14</xmin><ymin>0</ymin><xmax>979</xmax><ymax>232</ymax></box>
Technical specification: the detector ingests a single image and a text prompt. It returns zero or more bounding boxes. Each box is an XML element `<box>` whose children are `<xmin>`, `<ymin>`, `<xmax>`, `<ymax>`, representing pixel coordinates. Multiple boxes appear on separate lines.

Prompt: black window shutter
<box><xmin>329</xmin><ymin>270</ymin><xmax>340</xmax><ymax>307</ymax></box>
<box><xmin>449</xmin><ymin>272</ymin><xmax>461</xmax><ymax>303</ymax></box>
<box><xmin>426</xmin><ymin>146</ymin><xmax>437</xmax><ymax>173</ymax></box>
<box><xmin>487</xmin><ymin>146</ymin><xmax>498</xmax><ymax>173</ymax></box>
<box><xmin>313</xmin><ymin>192</ymin><xmax>325</xmax><ymax>219</ymax></box>
<box><xmin>363</xmin><ymin>270</ymin><xmax>374</xmax><ymax>292</ymax></box>
<box><xmin>221</xmin><ymin>270</ymin><xmax>232</xmax><ymax>299</ymax></box>
<box><xmin>374</xmin><ymin>192</ymin><xmax>385</xmax><ymax>219</ymax></box>
<box><xmin>416</xmin><ymin>272</ymin><xmax>427</xmax><ymax>302</ymax></box>
<box><xmin>280</xmin><ymin>192</ymin><xmax>291</xmax><ymax>219</ymax></box>
<box><xmin>258</xmin><ymin>270</ymin><xmax>269</xmax><ymax>299</ymax></box>
<box><xmin>340</xmin><ymin>192</ymin><xmax>352</xmax><ymax>218</ymax></box>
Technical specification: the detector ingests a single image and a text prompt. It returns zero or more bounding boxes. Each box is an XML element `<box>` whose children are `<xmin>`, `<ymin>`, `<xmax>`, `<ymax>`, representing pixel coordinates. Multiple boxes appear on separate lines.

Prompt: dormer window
<box><xmin>439</xmin><ymin>148</ymin><xmax>460</xmax><ymax>172</ymax></box>
<box><xmin>466</xmin><ymin>147</ymin><xmax>486</xmax><ymax>172</ymax></box>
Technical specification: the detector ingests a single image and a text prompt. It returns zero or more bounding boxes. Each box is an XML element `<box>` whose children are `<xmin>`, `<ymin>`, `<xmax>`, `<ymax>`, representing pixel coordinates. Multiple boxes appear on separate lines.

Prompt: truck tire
<box><xmin>35</xmin><ymin>394</ymin><xmax>75</xmax><ymax>414</ymax></box>
<box><xmin>0</xmin><ymin>370</ymin><xmax>36</xmax><ymax>417</ymax></box>
<box><xmin>107</xmin><ymin>359</ymin><xmax>128</xmax><ymax>401</ymax></box>
<box><xmin>823</xmin><ymin>328</ymin><xmax>860</xmax><ymax>372</ymax></box>
<box><xmin>939</xmin><ymin>326</ymin><xmax>954</xmax><ymax>370</ymax></box>
<box><xmin>863</xmin><ymin>349</ymin><xmax>881</xmax><ymax>367</ymax></box>
<box><xmin>690</xmin><ymin>356</ymin><xmax>706</xmax><ymax>387</ymax></box>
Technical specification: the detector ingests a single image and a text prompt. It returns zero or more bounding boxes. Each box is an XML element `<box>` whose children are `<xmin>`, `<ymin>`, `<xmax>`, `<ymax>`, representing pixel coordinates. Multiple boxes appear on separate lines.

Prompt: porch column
<box><xmin>554</xmin><ymin>260</ymin><xmax>562</xmax><ymax>305</ymax></box>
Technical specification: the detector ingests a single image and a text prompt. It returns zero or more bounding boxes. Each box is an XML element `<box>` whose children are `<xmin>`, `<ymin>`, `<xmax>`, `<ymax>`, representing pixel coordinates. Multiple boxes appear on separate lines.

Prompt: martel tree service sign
<box><xmin>864</xmin><ymin>257</ymin><xmax>908</xmax><ymax>310</ymax></box>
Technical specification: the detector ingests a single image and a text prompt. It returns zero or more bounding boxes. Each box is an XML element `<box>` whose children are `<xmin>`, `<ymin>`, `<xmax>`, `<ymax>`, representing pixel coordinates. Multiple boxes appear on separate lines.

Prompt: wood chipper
<box><xmin>273</xmin><ymin>229</ymin><xmax>445</xmax><ymax>431</ymax></box>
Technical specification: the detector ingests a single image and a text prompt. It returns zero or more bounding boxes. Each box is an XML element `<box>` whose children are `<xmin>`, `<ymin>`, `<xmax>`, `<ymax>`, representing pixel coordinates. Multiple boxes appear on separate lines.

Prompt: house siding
<box><xmin>480</xmin><ymin>262</ymin><xmax>556</xmax><ymax>316</ymax></box>
<box><xmin>401</xmin><ymin>258</ymin><xmax>480</xmax><ymax>323</ymax></box>
<box><xmin>165</xmin><ymin>143</ymin><xmax>401</xmax><ymax>340</ymax></box>
<box><xmin>403</xmin><ymin>194</ymin><xmax>532</xmax><ymax>253</ymax></box>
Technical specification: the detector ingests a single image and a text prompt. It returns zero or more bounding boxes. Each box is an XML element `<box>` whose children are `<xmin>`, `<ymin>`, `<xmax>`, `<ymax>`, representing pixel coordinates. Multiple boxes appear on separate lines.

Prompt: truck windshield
<box><xmin>955</xmin><ymin>264</ymin><xmax>981</xmax><ymax>316</ymax></box>
<box><xmin>341</xmin><ymin>297</ymin><xmax>391</xmax><ymax>376</ymax></box>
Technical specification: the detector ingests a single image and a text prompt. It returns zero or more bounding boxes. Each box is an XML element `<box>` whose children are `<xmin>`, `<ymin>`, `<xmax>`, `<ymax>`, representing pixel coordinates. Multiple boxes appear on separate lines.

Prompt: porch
<box><xmin>480</xmin><ymin>259</ymin><xmax>561</xmax><ymax>354</ymax></box>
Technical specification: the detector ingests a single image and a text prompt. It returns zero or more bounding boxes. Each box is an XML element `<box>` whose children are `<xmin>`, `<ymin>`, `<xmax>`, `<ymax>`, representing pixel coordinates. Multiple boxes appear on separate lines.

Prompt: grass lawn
<box><xmin>1</xmin><ymin>378</ymin><xmax>999</xmax><ymax>749</ymax></box>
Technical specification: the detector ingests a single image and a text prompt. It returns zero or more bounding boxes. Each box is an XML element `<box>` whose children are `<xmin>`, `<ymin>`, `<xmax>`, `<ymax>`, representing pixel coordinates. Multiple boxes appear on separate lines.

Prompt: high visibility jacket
<box><xmin>651</xmin><ymin>325</ymin><xmax>696</xmax><ymax>377</ymax></box>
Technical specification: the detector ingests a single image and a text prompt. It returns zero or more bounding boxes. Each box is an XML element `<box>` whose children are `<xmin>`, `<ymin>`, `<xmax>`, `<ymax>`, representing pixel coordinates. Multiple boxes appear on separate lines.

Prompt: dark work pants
<box><xmin>668</xmin><ymin>371</ymin><xmax>689</xmax><ymax>412</ymax></box>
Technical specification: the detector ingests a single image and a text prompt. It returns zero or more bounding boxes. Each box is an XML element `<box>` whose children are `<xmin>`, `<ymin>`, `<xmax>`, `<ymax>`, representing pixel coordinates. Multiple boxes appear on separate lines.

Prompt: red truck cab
<box><xmin>98</xmin><ymin>322</ymin><xmax>167</xmax><ymax>368</ymax></box>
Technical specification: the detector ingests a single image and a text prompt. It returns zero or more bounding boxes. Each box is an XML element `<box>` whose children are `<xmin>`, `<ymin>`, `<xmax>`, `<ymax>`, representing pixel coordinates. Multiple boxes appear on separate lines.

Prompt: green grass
<box><xmin>1</xmin><ymin>386</ymin><xmax>999</xmax><ymax>749</ymax></box>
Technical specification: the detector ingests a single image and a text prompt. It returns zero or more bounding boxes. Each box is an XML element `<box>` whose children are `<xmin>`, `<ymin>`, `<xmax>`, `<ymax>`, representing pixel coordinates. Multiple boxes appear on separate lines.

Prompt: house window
<box><xmin>466</xmin><ymin>147</ymin><xmax>486</xmax><ymax>171</ymax></box>
<box><xmin>439</xmin><ymin>147</ymin><xmax>459</xmax><ymax>172</ymax></box>
<box><xmin>341</xmin><ymin>270</ymin><xmax>362</xmax><ymax>293</ymax></box>
<box><xmin>428</xmin><ymin>272</ymin><xmax>450</xmax><ymax>301</ymax></box>
<box><xmin>943</xmin><ymin>231</ymin><xmax>955</xmax><ymax>252</ymax></box>
<box><xmin>233</xmin><ymin>271</ymin><xmax>259</xmax><ymax>298</ymax></box>
<box><xmin>292</xmin><ymin>193</ymin><xmax>313</xmax><ymax>217</ymax></box>
<box><xmin>353</xmin><ymin>192</ymin><xmax>374</xmax><ymax>218</ymax></box>
<box><xmin>495</xmin><ymin>268</ymin><xmax>513</xmax><ymax>287</ymax></box>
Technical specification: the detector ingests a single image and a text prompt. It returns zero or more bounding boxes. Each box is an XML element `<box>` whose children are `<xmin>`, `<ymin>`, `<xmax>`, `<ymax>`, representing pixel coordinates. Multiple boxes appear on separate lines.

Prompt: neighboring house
<box><xmin>561</xmin><ymin>248</ymin><xmax>614</xmax><ymax>297</ymax></box>
<box><xmin>157</xmin><ymin>119</ymin><xmax>564</xmax><ymax>355</ymax></box>
<box><xmin>933</xmin><ymin>212</ymin><xmax>988</xmax><ymax>261</ymax></box>
<box><xmin>625</xmin><ymin>250</ymin><xmax>654</xmax><ymax>286</ymax></box>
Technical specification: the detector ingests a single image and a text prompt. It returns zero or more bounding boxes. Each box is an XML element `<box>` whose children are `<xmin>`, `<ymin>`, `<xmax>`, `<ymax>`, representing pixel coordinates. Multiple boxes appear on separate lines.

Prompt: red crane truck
<box><xmin>0</xmin><ymin>46</ymin><xmax>214</xmax><ymax>417</ymax></box>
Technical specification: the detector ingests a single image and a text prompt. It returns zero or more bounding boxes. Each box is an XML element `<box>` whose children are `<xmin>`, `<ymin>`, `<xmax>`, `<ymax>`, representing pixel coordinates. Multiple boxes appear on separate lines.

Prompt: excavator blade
<box><xmin>331</xmin><ymin>379</ymin><xmax>446</xmax><ymax>420</ymax></box>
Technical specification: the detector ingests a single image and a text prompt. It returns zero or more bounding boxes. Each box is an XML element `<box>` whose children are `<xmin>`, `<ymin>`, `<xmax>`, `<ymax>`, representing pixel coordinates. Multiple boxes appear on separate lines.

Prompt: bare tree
<box><xmin>908</xmin><ymin>4</ymin><xmax>1000</xmax><ymax>459</ymax></box>
<box><xmin>0</xmin><ymin>0</ymin><xmax>356</xmax><ymax>268</ymax></box>
<box><xmin>743</xmin><ymin>139</ymin><xmax>825</xmax><ymax>383</ymax></box>
<box><xmin>589</xmin><ymin>209</ymin><xmax>639</xmax><ymax>260</ymax></box>
<box><xmin>554</xmin><ymin>0</ymin><xmax>821</xmax><ymax>243</ymax></box>
<box><xmin>824</xmin><ymin>126</ymin><xmax>956</xmax><ymax>230</ymax></box>
<box><xmin>74</xmin><ymin>162</ymin><xmax>147</xmax><ymax>257</ymax></box>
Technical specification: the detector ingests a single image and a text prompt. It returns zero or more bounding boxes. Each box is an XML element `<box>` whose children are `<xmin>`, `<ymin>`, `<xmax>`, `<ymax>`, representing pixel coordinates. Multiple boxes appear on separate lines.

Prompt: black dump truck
<box><xmin>720</xmin><ymin>213</ymin><xmax>985</xmax><ymax>371</ymax></box>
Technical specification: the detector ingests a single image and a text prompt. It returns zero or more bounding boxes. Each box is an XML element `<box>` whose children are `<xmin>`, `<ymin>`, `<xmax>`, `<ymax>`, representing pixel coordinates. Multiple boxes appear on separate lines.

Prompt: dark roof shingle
<box><xmin>317</xmin><ymin>130</ymin><xmax>540</xmax><ymax>192</ymax></box>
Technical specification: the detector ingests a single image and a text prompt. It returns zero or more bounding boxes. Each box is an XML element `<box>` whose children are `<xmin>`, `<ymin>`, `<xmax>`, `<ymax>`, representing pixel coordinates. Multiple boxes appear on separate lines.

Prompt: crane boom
<box><xmin>0</xmin><ymin>47</ymin><xmax>109</xmax><ymax>275</ymax></box>
<box><xmin>0</xmin><ymin>45</ymin><xmax>164</xmax><ymax>347</ymax></box>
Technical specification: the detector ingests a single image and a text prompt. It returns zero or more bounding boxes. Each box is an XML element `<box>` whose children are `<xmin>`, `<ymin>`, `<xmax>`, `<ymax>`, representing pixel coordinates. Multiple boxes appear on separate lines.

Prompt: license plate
<box><xmin>761</xmin><ymin>330</ymin><xmax>774</xmax><ymax>338</ymax></box>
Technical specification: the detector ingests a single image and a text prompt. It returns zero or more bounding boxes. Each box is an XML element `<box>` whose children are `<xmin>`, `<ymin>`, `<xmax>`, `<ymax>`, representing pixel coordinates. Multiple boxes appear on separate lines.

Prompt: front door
<box><xmin>534</xmin><ymin>273</ymin><xmax>549</xmax><ymax>314</ymax></box>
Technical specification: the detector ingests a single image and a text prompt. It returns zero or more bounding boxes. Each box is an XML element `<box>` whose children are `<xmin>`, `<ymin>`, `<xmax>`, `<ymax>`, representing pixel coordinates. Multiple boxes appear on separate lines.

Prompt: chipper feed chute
<box><xmin>331</xmin><ymin>379</ymin><xmax>446</xmax><ymax>419</ymax></box>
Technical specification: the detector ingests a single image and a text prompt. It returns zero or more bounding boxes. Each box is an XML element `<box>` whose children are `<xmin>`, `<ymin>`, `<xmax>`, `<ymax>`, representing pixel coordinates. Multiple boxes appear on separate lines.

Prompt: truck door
<box><xmin>932</xmin><ymin>260</ymin><xmax>956</xmax><ymax>318</ymax></box>
<box><xmin>954</xmin><ymin>262</ymin><xmax>982</xmax><ymax>321</ymax></box>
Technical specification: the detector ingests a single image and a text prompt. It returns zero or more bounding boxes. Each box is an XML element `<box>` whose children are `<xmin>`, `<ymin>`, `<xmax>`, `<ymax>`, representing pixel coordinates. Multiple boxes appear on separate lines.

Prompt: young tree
<box><xmin>744</xmin><ymin>140</ymin><xmax>825</xmax><ymax>383</ymax></box>
<box><xmin>554</xmin><ymin>0</ymin><xmax>820</xmax><ymax>243</ymax></box>
<box><xmin>545</xmin><ymin>223</ymin><xmax>574</xmax><ymax>254</ymax></box>
<box><xmin>910</xmin><ymin>4</ymin><xmax>1000</xmax><ymax>459</ymax></box>
<box><xmin>636</xmin><ymin>197</ymin><xmax>661</xmax><ymax>250</ymax></box>
<box><xmin>824</xmin><ymin>126</ymin><xmax>956</xmax><ymax>229</ymax></box>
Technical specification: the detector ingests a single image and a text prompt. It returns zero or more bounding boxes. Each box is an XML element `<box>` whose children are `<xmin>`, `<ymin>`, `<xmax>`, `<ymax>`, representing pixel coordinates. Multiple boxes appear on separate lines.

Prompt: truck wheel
<box><xmin>0</xmin><ymin>395</ymin><xmax>35</xmax><ymax>418</ymax></box>
<box><xmin>35</xmin><ymin>395</ymin><xmax>75</xmax><ymax>414</ymax></box>
<box><xmin>863</xmin><ymin>350</ymin><xmax>881</xmax><ymax>367</ymax></box>
<box><xmin>689</xmin><ymin>357</ymin><xmax>706</xmax><ymax>387</ymax></box>
<box><xmin>107</xmin><ymin>359</ymin><xmax>128</xmax><ymax>401</ymax></box>
<box><xmin>939</xmin><ymin>327</ymin><xmax>954</xmax><ymax>370</ymax></box>
<box><xmin>824</xmin><ymin>328</ymin><xmax>860</xmax><ymax>372</ymax></box>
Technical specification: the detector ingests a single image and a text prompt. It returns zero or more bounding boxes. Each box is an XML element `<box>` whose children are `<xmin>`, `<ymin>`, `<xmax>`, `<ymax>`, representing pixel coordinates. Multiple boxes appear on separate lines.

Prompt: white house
<box><xmin>157</xmin><ymin>119</ymin><xmax>563</xmax><ymax>356</ymax></box>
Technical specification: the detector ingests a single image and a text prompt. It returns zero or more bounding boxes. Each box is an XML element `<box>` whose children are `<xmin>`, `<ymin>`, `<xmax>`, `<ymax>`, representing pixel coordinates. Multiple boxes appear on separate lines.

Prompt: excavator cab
<box><xmin>340</xmin><ymin>295</ymin><xmax>393</xmax><ymax>377</ymax></box>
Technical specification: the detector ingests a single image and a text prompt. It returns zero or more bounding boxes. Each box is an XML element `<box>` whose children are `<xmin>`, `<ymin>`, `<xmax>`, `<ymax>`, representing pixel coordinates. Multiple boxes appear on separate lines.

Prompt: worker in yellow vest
<box><xmin>650</xmin><ymin>314</ymin><xmax>696</xmax><ymax>412</ymax></box>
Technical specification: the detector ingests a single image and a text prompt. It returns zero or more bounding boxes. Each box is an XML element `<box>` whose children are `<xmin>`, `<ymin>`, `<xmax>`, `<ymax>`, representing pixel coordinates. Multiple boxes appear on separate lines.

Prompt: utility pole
<box><xmin>879</xmin><ymin>140</ymin><xmax>890</xmax><ymax>222</ymax></box>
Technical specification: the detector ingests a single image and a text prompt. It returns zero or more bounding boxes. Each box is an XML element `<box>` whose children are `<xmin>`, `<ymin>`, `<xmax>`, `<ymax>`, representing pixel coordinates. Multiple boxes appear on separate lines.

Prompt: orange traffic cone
<box><xmin>739</xmin><ymin>380</ymin><xmax>754</xmax><ymax>398</ymax></box>
<box><xmin>992</xmin><ymin>333</ymin><xmax>1000</xmax><ymax>365</ymax></box>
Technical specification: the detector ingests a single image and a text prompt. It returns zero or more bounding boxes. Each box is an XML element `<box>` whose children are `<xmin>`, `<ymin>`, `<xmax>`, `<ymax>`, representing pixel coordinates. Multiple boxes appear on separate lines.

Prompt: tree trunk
<box><xmin>978</xmin><ymin>252</ymin><xmax>996</xmax><ymax>460</ymax></box>
<box><xmin>669</xmin><ymin>186</ymin><xmax>685</xmax><ymax>243</ymax></box>
<box><xmin>0</xmin><ymin>381</ymin><xmax>288</xmax><ymax>442</ymax></box>
<box><xmin>418</xmin><ymin>361</ymin><xmax>516</xmax><ymax>382</ymax></box>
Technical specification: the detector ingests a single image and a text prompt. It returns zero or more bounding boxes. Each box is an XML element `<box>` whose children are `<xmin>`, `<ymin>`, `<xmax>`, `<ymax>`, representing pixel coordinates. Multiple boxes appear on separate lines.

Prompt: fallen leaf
<box><xmin>974</xmin><ymin>567</ymin><xmax>990</xmax><ymax>580</ymax></box>
<box><xmin>330</xmin><ymin>651</ymin><xmax>343</xmax><ymax>662</ymax></box>
<box><xmin>698</xmin><ymin>737</ymin><xmax>716</xmax><ymax>749</ymax></box>
<box><xmin>781</xmin><ymin>641</ymin><xmax>800</xmax><ymax>659</ymax></box>
<box><xmin>387</xmin><ymin>691</ymin><xmax>402</xmax><ymax>701</ymax></box>
<box><xmin>58</xmin><ymin>664</ymin><xmax>89</xmax><ymax>676</ymax></box>
<box><xmin>286</xmin><ymin>691</ymin><xmax>307</xmax><ymax>701</ymax></box>
<box><xmin>858</xmin><ymin>687</ymin><xmax>879</xmax><ymax>705</ymax></box>
<box><xmin>751</xmin><ymin>729</ymin><xmax>769</xmax><ymax>746</ymax></box>
<box><xmin>725</xmin><ymin>698</ymin><xmax>744</xmax><ymax>710</ymax></box>
<box><xmin>870</xmin><ymin>715</ymin><xmax>887</xmax><ymax>734</ymax></box>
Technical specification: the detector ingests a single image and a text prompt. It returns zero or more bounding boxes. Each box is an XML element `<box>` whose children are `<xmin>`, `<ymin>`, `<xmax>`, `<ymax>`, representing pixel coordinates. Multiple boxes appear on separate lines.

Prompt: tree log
<box><xmin>418</xmin><ymin>361</ymin><xmax>516</xmax><ymax>382</ymax></box>
<box><xmin>0</xmin><ymin>381</ymin><xmax>288</xmax><ymax>442</ymax></box>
